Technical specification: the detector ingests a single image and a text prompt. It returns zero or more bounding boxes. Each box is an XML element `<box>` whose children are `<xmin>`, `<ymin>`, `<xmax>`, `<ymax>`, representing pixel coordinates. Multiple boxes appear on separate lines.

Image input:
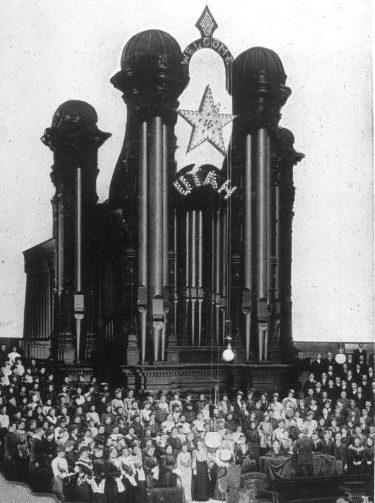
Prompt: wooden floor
<box><xmin>0</xmin><ymin>472</ymin><xmax>57</xmax><ymax>503</ymax></box>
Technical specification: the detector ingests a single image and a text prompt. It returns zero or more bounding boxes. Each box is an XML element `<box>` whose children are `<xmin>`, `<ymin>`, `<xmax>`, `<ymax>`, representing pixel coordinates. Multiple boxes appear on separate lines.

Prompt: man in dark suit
<box><xmin>324</xmin><ymin>352</ymin><xmax>336</xmax><ymax>373</ymax></box>
<box><xmin>310</xmin><ymin>354</ymin><xmax>324</xmax><ymax>379</ymax></box>
<box><xmin>353</xmin><ymin>343</ymin><xmax>367</xmax><ymax>364</ymax></box>
<box><xmin>317</xmin><ymin>431</ymin><xmax>334</xmax><ymax>456</ymax></box>
<box><xmin>0</xmin><ymin>344</ymin><xmax>7</xmax><ymax>367</ymax></box>
<box><xmin>3</xmin><ymin>422</ymin><xmax>19</xmax><ymax>478</ymax></box>
<box><xmin>294</xmin><ymin>428</ymin><xmax>315</xmax><ymax>477</ymax></box>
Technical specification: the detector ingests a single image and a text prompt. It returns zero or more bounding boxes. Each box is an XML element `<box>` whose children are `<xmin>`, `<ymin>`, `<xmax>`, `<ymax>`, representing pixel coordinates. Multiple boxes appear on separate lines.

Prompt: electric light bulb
<box><xmin>222</xmin><ymin>347</ymin><xmax>234</xmax><ymax>362</ymax></box>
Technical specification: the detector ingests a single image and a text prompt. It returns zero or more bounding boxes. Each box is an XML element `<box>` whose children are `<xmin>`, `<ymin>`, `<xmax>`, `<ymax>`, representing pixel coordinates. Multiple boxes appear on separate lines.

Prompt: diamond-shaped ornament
<box><xmin>195</xmin><ymin>6</ymin><xmax>218</xmax><ymax>38</ymax></box>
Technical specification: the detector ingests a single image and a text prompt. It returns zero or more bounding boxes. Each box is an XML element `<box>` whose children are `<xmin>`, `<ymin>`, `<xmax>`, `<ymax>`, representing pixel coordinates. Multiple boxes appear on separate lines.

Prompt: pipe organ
<box><xmin>23</xmin><ymin>8</ymin><xmax>304</xmax><ymax>389</ymax></box>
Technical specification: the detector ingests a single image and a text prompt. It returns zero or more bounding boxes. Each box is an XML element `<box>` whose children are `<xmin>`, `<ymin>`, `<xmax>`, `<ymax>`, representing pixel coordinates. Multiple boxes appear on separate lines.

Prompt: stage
<box><xmin>55</xmin><ymin>361</ymin><xmax>294</xmax><ymax>395</ymax></box>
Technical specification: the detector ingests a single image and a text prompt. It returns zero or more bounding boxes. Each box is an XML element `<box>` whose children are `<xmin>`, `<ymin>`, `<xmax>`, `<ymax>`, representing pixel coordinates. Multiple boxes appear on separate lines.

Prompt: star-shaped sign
<box><xmin>178</xmin><ymin>85</ymin><xmax>235</xmax><ymax>156</ymax></box>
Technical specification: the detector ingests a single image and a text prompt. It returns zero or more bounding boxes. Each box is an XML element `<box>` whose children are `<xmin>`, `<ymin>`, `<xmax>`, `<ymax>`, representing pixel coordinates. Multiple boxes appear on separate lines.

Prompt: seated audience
<box><xmin>0</xmin><ymin>342</ymin><xmax>371</xmax><ymax>503</ymax></box>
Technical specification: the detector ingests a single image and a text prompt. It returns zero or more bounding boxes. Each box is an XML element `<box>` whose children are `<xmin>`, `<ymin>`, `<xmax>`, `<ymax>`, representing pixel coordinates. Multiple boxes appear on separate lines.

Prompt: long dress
<box><xmin>364</xmin><ymin>444</ymin><xmax>374</xmax><ymax>476</ymax></box>
<box><xmin>143</xmin><ymin>453</ymin><xmax>160</xmax><ymax>489</ymax></box>
<box><xmin>160</xmin><ymin>453</ymin><xmax>177</xmax><ymax>487</ymax></box>
<box><xmin>104</xmin><ymin>458</ymin><xmax>126</xmax><ymax>503</ymax></box>
<box><xmin>193</xmin><ymin>449</ymin><xmax>210</xmax><ymax>502</ymax></box>
<box><xmin>247</xmin><ymin>429</ymin><xmax>260</xmax><ymax>461</ymax></box>
<box><xmin>258</xmin><ymin>420</ymin><xmax>273</xmax><ymax>452</ymax></box>
<box><xmin>213</xmin><ymin>451</ymin><xmax>231</xmax><ymax>501</ymax></box>
<box><xmin>74</xmin><ymin>458</ymin><xmax>94</xmax><ymax>503</ymax></box>
<box><xmin>347</xmin><ymin>444</ymin><xmax>365</xmax><ymax>475</ymax></box>
<box><xmin>132</xmin><ymin>452</ymin><xmax>146</xmax><ymax>503</ymax></box>
<box><xmin>92</xmin><ymin>457</ymin><xmax>106</xmax><ymax>503</ymax></box>
<box><xmin>176</xmin><ymin>451</ymin><xmax>192</xmax><ymax>503</ymax></box>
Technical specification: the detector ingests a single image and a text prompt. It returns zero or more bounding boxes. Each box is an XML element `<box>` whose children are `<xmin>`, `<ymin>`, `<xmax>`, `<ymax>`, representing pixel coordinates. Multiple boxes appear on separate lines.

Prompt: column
<box><xmin>148</xmin><ymin>116</ymin><xmax>164</xmax><ymax>362</ymax></box>
<box><xmin>256</xmin><ymin>128</ymin><xmax>270</xmax><ymax>361</ymax></box>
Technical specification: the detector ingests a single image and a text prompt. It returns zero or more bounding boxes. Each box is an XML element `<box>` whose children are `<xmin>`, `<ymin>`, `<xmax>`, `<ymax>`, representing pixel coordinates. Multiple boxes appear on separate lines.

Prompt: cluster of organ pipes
<box><xmin>176</xmin><ymin>206</ymin><xmax>229</xmax><ymax>349</ymax></box>
<box><xmin>184</xmin><ymin>209</ymin><xmax>204</xmax><ymax>347</ymax></box>
<box><xmin>136</xmin><ymin>113</ymin><xmax>234</xmax><ymax>363</ymax></box>
<box><xmin>137</xmin><ymin>117</ymin><xmax>171</xmax><ymax>364</ymax></box>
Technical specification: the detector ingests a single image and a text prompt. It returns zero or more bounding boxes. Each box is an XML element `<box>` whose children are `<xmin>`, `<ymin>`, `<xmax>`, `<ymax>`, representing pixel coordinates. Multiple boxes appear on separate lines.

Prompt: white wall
<box><xmin>0</xmin><ymin>0</ymin><xmax>373</xmax><ymax>341</ymax></box>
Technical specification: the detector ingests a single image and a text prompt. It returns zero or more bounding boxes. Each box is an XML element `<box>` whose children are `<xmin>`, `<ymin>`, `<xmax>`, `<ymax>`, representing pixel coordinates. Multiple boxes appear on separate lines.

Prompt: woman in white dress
<box><xmin>176</xmin><ymin>443</ymin><xmax>192</xmax><ymax>503</ymax></box>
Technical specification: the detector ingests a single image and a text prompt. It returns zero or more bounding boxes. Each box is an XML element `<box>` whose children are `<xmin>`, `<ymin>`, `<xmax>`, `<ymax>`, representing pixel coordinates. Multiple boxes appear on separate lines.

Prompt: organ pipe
<box><xmin>75</xmin><ymin>166</ymin><xmax>82</xmax><ymax>363</ymax></box>
<box><xmin>215</xmin><ymin>210</ymin><xmax>221</xmax><ymax>345</ymax></box>
<box><xmin>161</xmin><ymin>123</ymin><xmax>169</xmax><ymax>360</ymax></box>
<box><xmin>198</xmin><ymin>210</ymin><xmax>203</xmax><ymax>346</ymax></box>
<box><xmin>173</xmin><ymin>210</ymin><xmax>178</xmax><ymax>341</ymax></box>
<box><xmin>256</xmin><ymin>128</ymin><xmax>270</xmax><ymax>361</ymax></box>
<box><xmin>221</xmin><ymin>209</ymin><xmax>227</xmax><ymax>344</ymax></box>
<box><xmin>191</xmin><ymin>210</ymin><xmax>196</xmax><ymax>345</ymax></box>
<box><xmin>138</xmin><ymin>121</ymin><xmax>148</xmax><ymax>362</ymax></box>
<box><xmin>185</xmin><ymin>211</ymin><xmax>190</xmax><ymax>339</ymax></box>
<box><xmin>244</xmin><ymin>133</ymin><xmax>252</xmax><ymax>360</ymax></box>
<box><xmin>149</xmin><ymin>116</ymin><xmax>164</xmax><ymax>362</ymax></box>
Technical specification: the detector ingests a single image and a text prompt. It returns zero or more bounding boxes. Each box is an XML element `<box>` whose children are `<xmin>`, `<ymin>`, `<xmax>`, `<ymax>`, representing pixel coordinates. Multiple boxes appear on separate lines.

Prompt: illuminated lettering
<box><xmin>217</xmin><ymin>180</ymin><xmax>237</xmax><ymax>199</ymax></box>
<box><xmin>218</xmin><ymin>43</ymin><xmax>228</xmax><ymax>56</ymax></box>
<box><xmin>187</xmin><ymin>166</ymin><xmax>202</xmax><ymax>187</ymax></box>
<box><xmin>173</xmin><ymin>167</ymin><xmax>236</xmax><ymax>200</ymax></box>
<box><xmin>173</xmin><ymin>176</ymin><xmax>192</xmax><ymax>195</ymax></box>
<box><xmin>203</xmin><ymin>170</ymin><xmax>218</xmax><ymax>190</ymax></box>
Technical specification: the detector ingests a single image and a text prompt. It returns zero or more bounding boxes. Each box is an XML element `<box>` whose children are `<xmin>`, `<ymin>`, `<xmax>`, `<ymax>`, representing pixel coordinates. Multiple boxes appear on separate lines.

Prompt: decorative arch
<box><xmin>181</xmin><ymin>6</ymin><xmax>234</xmax><ymax>93</ymax></box>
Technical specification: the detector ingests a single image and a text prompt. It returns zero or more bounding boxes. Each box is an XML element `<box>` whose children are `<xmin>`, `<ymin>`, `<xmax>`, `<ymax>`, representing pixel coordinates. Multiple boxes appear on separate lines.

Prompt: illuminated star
<box><xmin>178</xmin><ymin>85</ymin><xmax>235</xmax><ymax>155</ymax></box>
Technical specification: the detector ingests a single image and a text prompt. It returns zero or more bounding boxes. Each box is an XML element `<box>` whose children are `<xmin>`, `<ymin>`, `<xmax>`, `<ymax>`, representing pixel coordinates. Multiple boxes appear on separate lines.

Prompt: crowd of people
<box><xmin>0</xmin><ymin>343</ymin><xmax>373</xmax><ymax>503</ymax></box>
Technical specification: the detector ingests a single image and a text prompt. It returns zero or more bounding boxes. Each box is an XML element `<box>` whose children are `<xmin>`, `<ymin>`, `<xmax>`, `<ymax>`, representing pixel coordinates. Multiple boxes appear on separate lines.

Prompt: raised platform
<box><xmin>51</xmin><ymin>361</ymin><xmax>294</xmax><ymax>395</ymax></box>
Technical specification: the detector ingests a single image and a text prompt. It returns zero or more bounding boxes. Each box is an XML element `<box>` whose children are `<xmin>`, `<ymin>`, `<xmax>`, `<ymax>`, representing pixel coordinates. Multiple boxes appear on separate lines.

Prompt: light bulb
<box><xmin>222</xmin><ymin>347</ymin><xmax>234</xmax><ymax>362</ymax></box>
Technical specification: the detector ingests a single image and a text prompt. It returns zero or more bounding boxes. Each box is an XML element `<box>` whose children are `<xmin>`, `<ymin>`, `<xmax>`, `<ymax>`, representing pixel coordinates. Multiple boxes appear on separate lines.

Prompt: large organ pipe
<box><xmin>275</xmin><ymin>184</ymin><xmax>280</xmax><ymax>301</ymax></box>
<box><xmin>215</xmin><ymin>210</ymin><xmax>221</xmax><ymax>345</ymax></box>
<box><xmin>244</xmin><ymin>133</ymin><xmax>252</xmax><ymax>360</ymax></box>
<box><xmin>221</xmin><ymin>209</ymin><xmax>227</xmax><ymax>344</ymax></box>
<box><xmin>256</xmin><ymin>128</ymin><xmax>270</xmax><ymax>361</ymax></box>
<box><xmin>149</xmin><ymin>116</ymin><xmax>164</xmax><ymax>362</ymax></box>
<box><xmin>44</xmin><ymin>271</ymin><xmax>47</xmax><ymax>337</ymax></box>
<box><xmin>46</xmin><ymin>270</ymin><xmax>50</xmax><ymax>337</ymax></box>
<box><xmin>57</xmin><ymin>195</ymin><xmax>64</xmax><ymax>296</ymax></box>
<box><xmin>210</xmin><ymin>210</ymin><xmax>215</xmax><ymax>345</ymax></box>
<box><xmin>198</xmin><ymin>210</ymin><xmax>203</xmax><ymax>346</ymax></box>
<box><xmin>185</xmin><ymin>212</ymin><xmax>190</xmax><ymax>339</ymax></box>
<box><xmin>191</xmin><ymin>210</ymin><xmax>197</xmax><ymax>345</ymax></box>
<box><xmin>274</xmin><ymin>178</ymin><xmax>281</xmax><ymax>341</ymax></box>
<box><xmin>264</xmin><ymin>134</ymin><xmax>271</xmax><ymax>361</ymax></box>
<box><xmin>161</xmin><ymin>123</ymin><xmax>168</xmax><ymax>360</ymax></box>
<box><xmin>138</xmin><ymin>121</ymin><xmax>148</xmax><ymax>362</ymax></box>
<box><xmin>173</xmin><ymin>210</ymin><xmax>178</xmax><ymax>341</ymax></box>
<box><xmin>75</xmin><ymin>166</ymin><xmax>82</xmax><ymax>363</ymax></box>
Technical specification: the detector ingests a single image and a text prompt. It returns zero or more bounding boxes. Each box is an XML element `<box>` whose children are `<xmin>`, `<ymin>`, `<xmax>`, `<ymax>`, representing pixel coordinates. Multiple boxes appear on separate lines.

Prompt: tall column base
<box><xmin>58</xmin><ymin>334</ymin><xmax>75</xmax><ymax>364</ymax></box>
<box><xmin>167</xmin><ymin>333</ymin><xmax>180</xmax><ymax>363</ymax></box>
<box><xmin>126</xmin><ymin>333</ymin><xmax>140</xmax><ymax>365</ymax></box>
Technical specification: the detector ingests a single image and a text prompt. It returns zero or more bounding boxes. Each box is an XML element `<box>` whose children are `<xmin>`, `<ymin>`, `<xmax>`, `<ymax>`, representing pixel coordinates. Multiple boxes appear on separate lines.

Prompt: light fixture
<box><xmin>222</xmin><ymin>335</ymin><xmax>234</xmax><ymax>362</ymax></box>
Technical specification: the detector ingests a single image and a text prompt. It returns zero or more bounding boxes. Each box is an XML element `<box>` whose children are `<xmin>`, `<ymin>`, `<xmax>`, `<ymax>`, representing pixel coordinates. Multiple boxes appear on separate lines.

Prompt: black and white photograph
<box><xmin>0</xmin><ymin>0</ymin><xmax>373</xmax><ymax>502</ymax></box>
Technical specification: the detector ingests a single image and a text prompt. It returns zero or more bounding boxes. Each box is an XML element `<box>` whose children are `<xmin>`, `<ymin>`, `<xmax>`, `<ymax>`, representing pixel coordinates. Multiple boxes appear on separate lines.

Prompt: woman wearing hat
<box><xmin>103</xmin><ymin>447</ymin><xmax>126</xmax><ymax>503</ymax></box>
<box><xmin>62</xmin><ymin>441</ymin><xmax>77</xmax><ymax>501</ymax></box>
<box><xmin>258</xmin><ymin>412</ymin><xmax>273</xmax><ymax>456</ymax></box>
<box><xmin>74</xmin><ymin>446</ymin><xmax>94</xmax><ymax>502</ymax></box>
<box><xmin>347</xmin><ymin>436</ymin><xmax>365</xmax><ymax>475</ymax></box>
<box><xmin>160</xmin><ymin>443</ymin><xmax>177</xmax><ymax>487</ymax></box>
<box><xmin>132</xmin><ymin>444</ymin><xmax>146</xmax><ymax>503</ymax></box>
<box><xmin>119</xmin><ymin>446</ymin><xmax>137</xmax><ymax>495</ymax></box>
<box><xmin>143</xmin><ymin>444</ymin><xmax>160</xmax><ymax>489</ymax></box>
